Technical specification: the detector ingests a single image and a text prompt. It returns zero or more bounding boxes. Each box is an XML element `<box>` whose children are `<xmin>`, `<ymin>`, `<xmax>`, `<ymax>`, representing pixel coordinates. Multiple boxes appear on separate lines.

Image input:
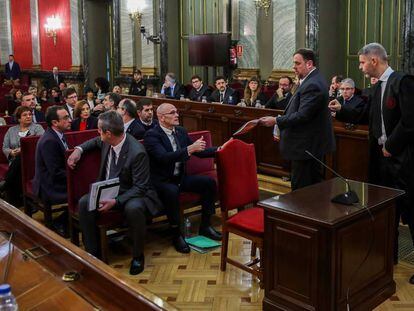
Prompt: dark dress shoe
<box><xmin>173</xmin><ymin>235</ymin><xmax>190</xmax><ymax>253</ymax></box>
<box><xmin>129</xmin><ymin>255</ymin><xmax>145</xmax><ymax>275</ymax></box>
<box><xmin>199</xmin><ymin>226</ymin><xmax>222</xmax><ymax>241</ymax></box>
<box><xmin>410</xmin><ymin>274</ymin><xmax>414</xmax><ymax>285</ymax></box>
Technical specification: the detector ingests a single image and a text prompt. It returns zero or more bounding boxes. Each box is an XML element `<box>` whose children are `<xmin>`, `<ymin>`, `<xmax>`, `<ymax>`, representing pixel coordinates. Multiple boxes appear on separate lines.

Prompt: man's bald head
<box><xmin>157</xmin><ymin>103</ymin><xmax>179</xmax><ymax>129</ymax></box>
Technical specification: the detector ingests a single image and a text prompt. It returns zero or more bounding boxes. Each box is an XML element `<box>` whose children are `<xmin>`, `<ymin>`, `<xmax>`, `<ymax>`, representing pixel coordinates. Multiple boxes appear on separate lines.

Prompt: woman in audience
<box><xmin>243</xmin><ymin>76</ymin><xmax>268</xmax><ymax>107</ymax></box>
<box><xmin>2</xmin><ymin>106</ymin><xmax>44</xmax><ymax>205</ymax></box>
<box><xmin>7</xmin><ymin>88</ymin><xmax>23</xmax><ymax>114</ymax></box>
<box><xmin>129</xmin><ymin>69</ymin><xmax>147</xmax><ymax>96</ymax></box>
<box><xmin>49</xmin><ymin>87</ymin><xmax>62</xmax><ymax>104</ymax></box>
<box><xmin>71</xmin><ymin>100</ymin><xmax>98</xmax><ymax>131</ymax></box>
<box><xmin>84</xmin><ymin>87</ymin><xmax>95</xmax><ymax>109</ymax></box>
<box><xmin>94</xmin><ymin>77</ymin><xmax>110</xmax><ymax>103</ymax></box>
<box><xmin>38</xmin><ymin>88</ymin><xmax>49</xmax><ymax>106</ymax></box>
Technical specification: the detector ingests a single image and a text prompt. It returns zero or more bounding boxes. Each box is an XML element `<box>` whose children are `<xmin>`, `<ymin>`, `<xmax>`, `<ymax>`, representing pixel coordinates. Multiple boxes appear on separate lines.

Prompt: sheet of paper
<box><xmin>233</xmin><ymin>119</ymin><xmax>260</xmax><ymax>136</ymax></box>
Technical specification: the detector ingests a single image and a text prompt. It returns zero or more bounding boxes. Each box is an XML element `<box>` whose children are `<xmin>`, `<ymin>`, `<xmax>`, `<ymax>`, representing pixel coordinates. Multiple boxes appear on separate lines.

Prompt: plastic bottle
<box><xmin>255</xmin><ymin>100</ymin><xmax>261</xmax><ymax>108</ymax></box>
<box><xmin>0</xmin><ymin>284</ymin><xmax>18</xmax><ymax>311</ymax></box>
<box><xmin>228</xmin><ymin>96</ymin><xmax>233</xmax><ymax>105</ymax></box>
<box><xmin>180</xmin><ymin>94</ymin><xmax>185</xmax><ymax>101</ymax></box>
<box><xmin>183</xmin><ymin>218</ymin><xmax>192</xmax><ymax>239</ymax></box>
<box><xmin>201</xmin><ymin>96</ymin><xmax>207</xmax><ymax>103</ymax></box>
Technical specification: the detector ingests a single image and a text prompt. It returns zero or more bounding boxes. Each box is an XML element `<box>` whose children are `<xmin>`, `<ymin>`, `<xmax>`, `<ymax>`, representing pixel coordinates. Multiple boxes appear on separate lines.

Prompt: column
<box><xmin>403</xmin><ymin>0</ymin><xmax>414</xmax><ymax>74</ymax></box>
<box><xmin>119</xmin><ymin>0</ymin><xmax>134</xmax><ymax>75</ymax></box>
<box><xmin>269</xmin><ymin>0</ymin><xmax>296</xmax><ymax>81</ymax></box>
<box><xmin>236</xmin><ymin>0</ymin><xmax>259</xmax><ymax>80</ymax></box>
<box><xmin>30</xmin><ymin>0</ymin><xmax>41</xmax><ymax>70</ymax></box>
<box><xmin>140</xmin><ymin>0</ymin><xmax>157</xmax><ymax>77</ymax></box>
<box><xmin>0</xmin><ymin>0</ymin><xmax>13</xmax><ymax>65</ymax></box>
<box><xmin>70</xmin><ymin>0</ymin><xmax>83</xmax><ymax>72</ymax></box>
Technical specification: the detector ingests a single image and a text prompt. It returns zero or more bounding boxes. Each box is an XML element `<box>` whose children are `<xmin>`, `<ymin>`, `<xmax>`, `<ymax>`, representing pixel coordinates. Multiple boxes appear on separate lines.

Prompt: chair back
<box><xmin>65</xmin><ymin>129</ymin><xmax>99</xmax><ymax>148</ymax></box>
<box><xmin>216</xmin><ymin>139</ymin><xmax>259</xmax><ymax>211</ymax></box>
<box><xmin>187</xmin><ymin>130</ymin><xmax>215</xmax><ymax>175</ymax></box>
<box><xmin>66</xmin><ymin>148</ymin><xmax>100</xmax><ymax>214</ymax></box>
<box><xmin>20</xmin><ymin>135</ymin><xmax>41</xmax><ymax>195</ymax></box>
<box><xmin>0</xmin><ymin>124</ymin><xmax>14</xmax><ymax>164</ymax></box>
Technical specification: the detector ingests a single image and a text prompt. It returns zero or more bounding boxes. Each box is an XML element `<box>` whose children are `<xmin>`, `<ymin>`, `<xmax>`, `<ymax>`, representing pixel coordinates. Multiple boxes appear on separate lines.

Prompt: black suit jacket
<box><xmin>162</xmin><ymin>83</ymin><xmax>187</xmax><ymax>99</ymax></box>
<box><xmin>33</xmin><ymin>110</ymin><xmax>45</xmax><ymax>123</ymax></box>
<box><xmin>209</xmin><ymin>87</ymin><xmax>239</xmax><ymax>105</ymax></box>
<box><xmin>144</xmin><ymin>125</ymin><xmax>217</xmax><ymax>183</ymax></box>
<box><xmin>71</xmin><ymin>116</ymin><xmax>98</xmax><ymax>131</ymax></box>
<box><xmin>129</xmin><ymin>80</ymin><xmax>147</xmax><ymax>96</ymax></box>
<box><xmin>188</xmin><ymin>84</ymin><xmax>212</xmax><ymax>102</ymax></box>
<box><xmin>5</xmin><ymin>62</ymin><xmax>21</xmax><ymax>80</ymax></box>
<box><xmin>126</xmin><ymin>118</ymin><xmax>158</xmax><ymax>141</ymax></box>
<box><xmin>46</xmin><ymin>73</ymin><xmax>64</xmax><ymax>88</ymax></box>
<box><xmin>33</xmin><ymin>128</ymin><xmax>67</xmax><ymax>203</ymax></box>
<box><xmin>265</xmin><ymin>92</ymin><xmax>292</xmax><ymax>110</ymax></box>
<box><xmin>78</xmin><ymin>134</ymin><xmax>162</xmax><ymax>216</ymax></box>
<box><xmin>277</xmin><ymin>69</ymin><xmax>335</xmax><ymax>160</ymax></box>
<box><xmin>62</xmin><ymin>104</ymin><xmax>75</xmax><ymax>120</ymax></box>
<box><xmin>334</xmin><ymin>95</ymin><xmax>366</xmax><ymax>124</ymax></box>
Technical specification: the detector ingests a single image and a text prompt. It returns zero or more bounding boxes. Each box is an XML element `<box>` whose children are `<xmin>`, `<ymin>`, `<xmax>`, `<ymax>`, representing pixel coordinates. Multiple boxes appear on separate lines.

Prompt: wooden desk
<box><xmin>0</xmin><ymin>200</ymin><xmax>176</xmax><ymax>310</ymax></box>
<box><xmin>125</xmin><ymin>96</ymin><xmax>370</xmax><ymax>182</ymax></box>
<box><xmin>259</xmin><ymin>178</ymin><xmax>404</xmax><ymax>311</ymax></box>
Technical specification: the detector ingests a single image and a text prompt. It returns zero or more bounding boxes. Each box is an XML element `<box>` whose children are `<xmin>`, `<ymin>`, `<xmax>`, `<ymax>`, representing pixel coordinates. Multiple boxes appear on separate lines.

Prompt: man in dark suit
<box><xmin>20</xmin><ymin>92</ymin><xmax>45</xmax><ymax>123</ymax></box>
<box><xmin>4</xmin><ymin>54</ymin><xmax>21</xmax><ymax>82</ymax></box>
<box><xmin>46</xmin><ymin>66</ymin><xmax>64</xmax><ymax>89</ymax></box>
<box><xmin>33</xmin><ymin>106</ymin><xmax>71</xmax><ymax>206</ymax></box>
<box><xmin>144</xmin><ymin>103</ymin><xmax>221</xmax><ymax>253</ymax></box>
<box><xmin>67</xmin><ymin>111</ymin><xmax>162</xmax><ymax>275</ymax></box>
<box><xmin>117</xmin><ymin>98</ymin><xmax>152</xmax><ymax>140</ymax></box>
<box><xmin>208</xmin><ymin>76</ymin><xmax>239</xmax><ymax>105</ymax></box>
<box><xmin>329</xmin><ymin>78</ymin><xmax>366</xmax><ymax>122</ymax></box>
<box><xmin>62</xmin><ymin>87</ymin><xmax>78</xmax><ymax>120</ymax></box>
<box><xmin>329</xmin><ymin>43</ymin><xmax>414</xmax><ymax>277</ymax></box>
<box><xmin>265</xmin><ymin>76</ymin><xmax>294</xmax><ymax>110</ymax></box>
<box><xmin>261</xmin><ymin>48</ymin><xmax>335</xmax><ymax>190</ymax></box>
<box><xmin>160</xmin><ymin>72</ymin><xmax>187</xmax><ymax>99</ymax></box>
<box><xmin>136</xmin><ymin>98</ymin><xmax>158</xmax><ymax>136</ymax></box>
<box><xmin>188</xmin><ymin>75</ymin><xmax>212</xmax><ymax>102</ymax></box>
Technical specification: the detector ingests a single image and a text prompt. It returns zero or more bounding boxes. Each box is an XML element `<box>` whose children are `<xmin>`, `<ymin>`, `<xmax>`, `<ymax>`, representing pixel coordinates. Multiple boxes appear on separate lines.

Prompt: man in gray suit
<box><xmin>261</xmin><ymin>48</ymin><xmax>335</xmax><ymax>190</ymax></box>
<box><xmin>67</xmin><ymin>111</ymin><xmax>162</xmax><ymax>275</ymax></box>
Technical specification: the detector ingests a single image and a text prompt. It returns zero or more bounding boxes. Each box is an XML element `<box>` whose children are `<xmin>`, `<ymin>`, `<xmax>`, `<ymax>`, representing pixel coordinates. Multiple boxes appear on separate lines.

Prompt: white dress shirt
<box><xmin>377</xmin><ymin>66</ymin><xmax>394</xmax><ymax>145</ymax></box>
<box><xmin>160</xmin><ymin>125</ymin><xmax>181</xmax><ymax>176</ymax></box>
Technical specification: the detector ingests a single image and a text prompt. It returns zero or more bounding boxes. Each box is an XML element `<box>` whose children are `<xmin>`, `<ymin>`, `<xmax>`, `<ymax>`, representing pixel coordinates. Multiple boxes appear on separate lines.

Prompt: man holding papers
<box><xmin>67</xmin><ymin>111</ymin><xmax>162</xmax><ymax>275</ymax></box>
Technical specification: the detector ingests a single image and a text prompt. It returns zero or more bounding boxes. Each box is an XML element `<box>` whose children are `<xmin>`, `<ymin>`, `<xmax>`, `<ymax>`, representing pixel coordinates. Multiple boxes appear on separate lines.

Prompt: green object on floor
<box><xmin>185</xmin><ymin>235</ymin><xmax>221</xmax><ymax>248</ymax></box>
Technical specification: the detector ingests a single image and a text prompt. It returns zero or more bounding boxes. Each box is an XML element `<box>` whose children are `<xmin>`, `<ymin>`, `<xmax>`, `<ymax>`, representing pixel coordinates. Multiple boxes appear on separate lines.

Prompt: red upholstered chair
<box><xmin>65</xmin><ymin>129</ymin><xmax>99</xmax><ymax>148</ymax></box>
<box><xmin>0</xmin><ymin>125</ymin><xmax>14</xmax><ymax>180</ymax></box>
<box><xmin>216</xmin><ymin>139</ymin><xmax>264</xmax><ymax>285</ymax></box>
<box><xmin>65</xmin><ymin>148</ymin><xmax>124</xmax><ymax>263</ymax></box>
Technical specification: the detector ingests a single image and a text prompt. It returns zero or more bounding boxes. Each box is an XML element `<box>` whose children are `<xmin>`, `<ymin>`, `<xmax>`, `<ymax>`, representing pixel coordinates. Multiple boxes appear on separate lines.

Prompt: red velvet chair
<box><xmin>65</xmin><ymin>129</ymin><xmax>99</xmax><ymax>148</ymax></box>
<box><xmin>216</xmin><ymin>139</ymin><xmax>264</xmax><ymax>285</ymax></box>
<box><xmin>0</xmin><ymin>125</ymin><xmax>14</xmax><ymax>180</ymax></box>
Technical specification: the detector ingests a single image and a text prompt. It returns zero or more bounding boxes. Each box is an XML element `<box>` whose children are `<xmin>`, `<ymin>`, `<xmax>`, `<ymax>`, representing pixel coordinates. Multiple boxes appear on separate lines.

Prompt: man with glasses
<box><xmin>144</xmin><ymin>103</ymin><xmax>221</xmax><ymax>253</ymax></box>
<box><xmin>188</xmin><ymin>75</ymin><xmax>212</xmax><ymax>102</ymax></box>
<box><xmin>63</xmin><ymin>87</ymin><xmax>78</xmax><ymax>120</ymax></box>
<box><xmin>329</xmin><ymin>78</ymin><xmax>366</xmax><ymax>121</ymax></box>
<box><xmin>20</xmin><ymin>92</ymin><xmax>45</xmax><ymax>123</ymax></box>
<box><xmin>33</xmin><ymin>106</ymin><xmax>72</xmax><ymax>234</ymax></box>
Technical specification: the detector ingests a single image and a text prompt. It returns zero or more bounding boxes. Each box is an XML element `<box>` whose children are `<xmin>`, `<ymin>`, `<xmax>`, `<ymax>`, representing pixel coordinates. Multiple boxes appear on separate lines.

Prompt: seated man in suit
<box><xmin>160</xmin><ymin>72</ymin><xmax>187</xmax><ymax>99</ymax></box>
<box><xmin>4</xmin><ymin>54</ymin><xmax>21</xmax><ymax>84</ymax></box>
<box><xmin>188</xmin><ymin>75</ymin><xmax>212</xmax><ymax>102</ymax></box>
<box><xmin>33</xmin><ymin>105</ymin><xmax>71</xmax><ymax>206</ymax></box>
<box><xmin>329</xmin><ymin>78</ymin><xmax>366</xmax><ymax>122</ymax></box>
<box><xmin>265</xmin><ymin>76</ymin><xmax>293</xmax><ymax>110</ymax></box>
<box><xmin>137</xmin><ymin>98</ymin><xmax>158</xmax><ymax>134</ymax></box>
<box><xmin>92</xmin><ymin>92</ymin><xmax>121</xmax><ymax>116</ymax></box>
<box><xmin>19</xmin><ymin>92</ymin><xmax>45</xmax><ymax>123</ymax></box>
<box><xmin>144</xmin><ymin>103</ymin><xmax>221</xmax><ymax>253</ymax></box>
<box><xmin>117</xmin><ymin>98</ymin><xmax>144</xmax><ymax>140</ymax></box>
<box><xmin>62</xmin><ymin>87</ymin><xmax>78</xmax><ymax>120</ymax></box>
<box><xmin>67</xmin><ymin>111</ymin><xmax>162</xmax><ymax>275</ymax></box>
<box><xmin>329</xmin><ymin>75</ymin><xmax>343</xmax><ymax>100</ymax></box>
<box><xmin>208</xmin><ymin>76</ymin><xmax>239</xmax><ymax>105</ymax></box>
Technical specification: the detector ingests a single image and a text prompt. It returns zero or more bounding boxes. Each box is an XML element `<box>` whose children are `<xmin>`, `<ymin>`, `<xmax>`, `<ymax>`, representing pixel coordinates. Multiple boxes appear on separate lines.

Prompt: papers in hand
<box><xmin>233</xmin><ymin>119</ymin><xmax>260</xmax><ymax>136</ymax></box>
<box><xmin>88</xmin><ymin>178</ymin><xmax>120</xmax><ymax>211</ymax></box>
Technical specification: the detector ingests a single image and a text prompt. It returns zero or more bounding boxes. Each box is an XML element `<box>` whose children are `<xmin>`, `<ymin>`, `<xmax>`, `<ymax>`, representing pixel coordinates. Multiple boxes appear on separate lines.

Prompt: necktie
<box><xmin>61</xmin><ymin>135</ymin><xmax>68</xmax><ymax>150</ymax></box>
<box><xmin>109</xmin><ymin>148</ymin><xmax>118</xmax><ymax>179</ymax></box>
<box><xmin>219</xmin><ymin>93</ymin><xmax>224</xmax><ymax>102</ymax></box>
<box><xmin>172</xmin><ymin>131</ymin><xmax>181</xmax><ymax>150</ymax></box>
<box><xmin>55</xmin><ymin>75</ymin><xmax>58</xmax><ymax>84</ymax></box>
<box><xmin>371</xmin><ymin>81</ymin><xmax>383</xmax><ymax>139</ymax></box>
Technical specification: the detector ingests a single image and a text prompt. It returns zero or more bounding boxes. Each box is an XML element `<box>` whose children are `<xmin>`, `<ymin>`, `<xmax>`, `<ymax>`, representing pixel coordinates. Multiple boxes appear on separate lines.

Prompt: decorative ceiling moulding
<box><xmin>233</xmin><ymin>68</ymin><xmax>261</xmax><ymax>81</ymax></box>
<box><xmin>119</xmin><ymin>66</ymin><xmax>134</xmax><ymax>75</ymax></box>
<box><xmin>268</xmin><ymin>69</ymin><xmax>296</xmax><ymax>81</ymax></box>
<box><xmin>31</xmin><ymin>64</ymin><xmax>41</xmax><ymax>71</ymax></box>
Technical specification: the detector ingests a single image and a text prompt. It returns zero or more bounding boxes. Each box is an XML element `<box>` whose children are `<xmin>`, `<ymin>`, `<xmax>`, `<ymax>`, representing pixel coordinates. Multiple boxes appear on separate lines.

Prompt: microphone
<box><xmin>305</xmin><ymin>150</ymin><xmax>359</xmax><ymax>205</ymax></box>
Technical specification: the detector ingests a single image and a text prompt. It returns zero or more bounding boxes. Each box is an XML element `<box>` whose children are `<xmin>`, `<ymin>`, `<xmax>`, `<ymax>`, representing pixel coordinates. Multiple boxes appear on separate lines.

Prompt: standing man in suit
<box><xmin>4</xmin><ymin>54</ymin><xmax>21</xmax><ymax>83</ymax></box>
<box><xmin>144</xmin><ymin>103</ymin><xmax>221</xmax><ymax>253</ymax></box>
<box><xmin>329</xmin><ymin>78</ymin><xmax>366</xmax><ymax>122</ymax></box>
<box><xmin>261</xmin><ymin>48</ymin><xmax>335</xmax><ymax>190</ymax></box>
<box><xmin>20</xmin><ymin>92</ymin><xmax>45</xmax><ymax>123</ymax></box>
<box><xmin>62</xmin><ymin>87</ymin><xmax>78</xmax><ymax>120</ymax></box>
<box><xmin>33</xmin><ymin>106</ymin><xmax>71</xmax><ymax>206</ymax></box>
<box><xmin>329</xmin><ymin>43</ymin><xmax>414</xmax><ymax>279</ymax></box>
<box><xmin>47</xmin><ymin>66</ymin><xmax>64</xmax><ymax>89</ymax></box>
<box><xmin>160</xmin><ymin>72</ymin><xmax>187</xmax><ymax>99</ymax></box>
<box><xmin>208</xmin><ymin>76</ymin><xmax>239</xmax><ymax>105</ymax></box>
<box><xmin>67</xmin><ymin>111</ymin><xmax>162</xmax><ymax>275</ymax></box>
<box><xmin>188</xmin><ymin>75</ymin><xmax>212</xmax><ymax>102</ymax></box>
<box><xmin>265</xmin><ymin>76</ymin><xmax>294</xmax><ymax>110</ymax></box>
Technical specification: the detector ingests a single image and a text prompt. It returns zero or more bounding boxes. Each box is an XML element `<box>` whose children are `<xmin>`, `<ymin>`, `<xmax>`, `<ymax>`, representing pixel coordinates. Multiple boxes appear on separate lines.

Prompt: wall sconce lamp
<box><xmin>44</xmin><ymin>15</ymin><xmax>61</xmax><ymax>46</ymax></box>
<box><xmin>254</xmin><ymin>0</ymin><xmax>271</xmax><ymax>16</ymax></box>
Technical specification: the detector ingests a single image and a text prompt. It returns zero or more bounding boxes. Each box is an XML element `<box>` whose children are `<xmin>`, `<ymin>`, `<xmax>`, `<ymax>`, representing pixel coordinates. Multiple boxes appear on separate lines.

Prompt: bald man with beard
<box><xmin>144</xmin><ymin>103</ymin><xmax>221</xmax><ymax>253</ymax></box>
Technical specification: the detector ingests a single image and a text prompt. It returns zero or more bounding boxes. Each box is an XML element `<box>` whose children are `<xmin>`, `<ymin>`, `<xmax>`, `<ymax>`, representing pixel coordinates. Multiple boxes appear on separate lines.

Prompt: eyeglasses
<box><xmin>67</xmin><ymin>95</ymin><xmax>78</xmax><ymax>99</ymax></box>
<box><xmin>162</xmin><ymin>110</ymin><xmax>179</xmax><ymax>116</ymax></box>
